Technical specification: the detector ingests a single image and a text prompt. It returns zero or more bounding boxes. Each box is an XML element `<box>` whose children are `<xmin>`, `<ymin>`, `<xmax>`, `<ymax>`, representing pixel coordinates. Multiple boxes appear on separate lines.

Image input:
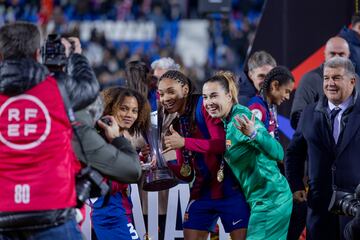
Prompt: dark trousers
<box><xmin>287</xmin><ymin>201</ymin><xmax>307</xmax><ymax>240</ymax></box>
<box><xmin>306</xmin><ymin>207</ymin><xmax>352</xmax><ymax>240</ymax></box>
<box><xmin>0</xmin><ymin>219</ymin><xmax>82</xmax><ymax>240</ymax></box>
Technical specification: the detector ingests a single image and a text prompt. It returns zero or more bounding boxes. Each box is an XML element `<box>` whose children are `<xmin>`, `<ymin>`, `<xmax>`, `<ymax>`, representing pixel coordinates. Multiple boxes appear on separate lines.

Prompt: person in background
<box><xmin>290</xmin><ymin>36</ymin><xmax>351</xmax><ymax>129</ymax></box>
<box><xmin>339</xmin><ymin>14</ymin><xmax>360</xmax><ymax>77</ymax></box>
<box><xmin>238</xmin><ymin>50</ymin><xmax>277</xmax><ymax>105</ymax></box>
<box><xmin>202</xmin><ymin>71</ymin><xmax>292</xmax><ymax>240</ymax></box>
<box><xmin>285</xmin><ymin>57</ymin><xmax>360</xmax><ymax>240</ymax></box>
<box><xmin>151</xmin><ymin>57</ymin><xmax>181</xmax><ymax>79</ymax></box>
<box><xmin>247</xmin><ymin>66</ymin><xmax>294</xmax><ymax>140</ymax></box>
<box><xmin>91</xmin><ymin>87</ymin><xmax>151</xmax><ymax>240</ymax></box>
<box><xmin>159</xmin><ymin>70</ymin><xmax>249</xmax><ymax>240</ymax></box>
<box><xmin>126</xmin><ymin>60</ymin><xmax>156</xmax><ymax>111</ymax></box>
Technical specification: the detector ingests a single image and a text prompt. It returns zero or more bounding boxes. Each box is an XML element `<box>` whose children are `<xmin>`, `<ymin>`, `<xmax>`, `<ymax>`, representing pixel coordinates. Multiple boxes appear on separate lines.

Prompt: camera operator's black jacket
<box><xmin>0</xmin><ymin>53</ymin><xmax>99</xmax><ymax>110</ymax></box>
<box><xmin>72</xmin><ymin>109</ymin><xmax>142</xmax><ymax>183</ymax></box>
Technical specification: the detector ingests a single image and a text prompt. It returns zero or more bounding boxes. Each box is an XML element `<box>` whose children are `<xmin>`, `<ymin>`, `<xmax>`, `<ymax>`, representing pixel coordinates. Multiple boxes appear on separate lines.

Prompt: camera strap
<box><xmin>53</xmin><ymin>72</ymin><xmax>76</xmax><ymax>122</ymax></box>
<box><xmin>54</xmin><ymin>72</ymin><xmax>110</xmax><ymax>208</ymax></box>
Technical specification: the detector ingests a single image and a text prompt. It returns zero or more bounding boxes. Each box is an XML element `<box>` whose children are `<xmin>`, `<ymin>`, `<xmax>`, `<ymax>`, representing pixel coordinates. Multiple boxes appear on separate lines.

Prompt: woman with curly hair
<box><xmin>91</xmin><ymin>86</ymin><xmax>151</xmax><ymax>240</ymax></box>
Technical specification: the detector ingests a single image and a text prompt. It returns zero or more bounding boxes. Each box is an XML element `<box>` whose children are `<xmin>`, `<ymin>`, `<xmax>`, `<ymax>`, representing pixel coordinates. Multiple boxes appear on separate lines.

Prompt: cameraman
<box><xmin>0</xmin><ymin>21</ymin><xmax>98</xmax><ymax>239</ymax></box>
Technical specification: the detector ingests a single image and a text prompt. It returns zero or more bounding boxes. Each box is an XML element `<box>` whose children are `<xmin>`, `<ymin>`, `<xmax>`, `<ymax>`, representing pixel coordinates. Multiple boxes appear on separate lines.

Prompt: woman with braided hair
<box><xmin>247</xmin><ymin>66</ymin><xmax>294</xmax><ymax>139</ymax></box>
<box><xmin>158</xmin><ymin>70</ymin><xmax>249</xmax><ymax>240</ymax></box>
<box><xmin>202</xmin><ymin>71</ymin><xmax>292</xmax><ymax>240</ymax></box>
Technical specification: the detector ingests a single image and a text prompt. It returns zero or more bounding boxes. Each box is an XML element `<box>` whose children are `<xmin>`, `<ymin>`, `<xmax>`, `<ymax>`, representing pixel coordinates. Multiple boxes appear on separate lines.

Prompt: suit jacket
<box><xmin>286</xmin><ymin>92</ymin><xmax>360</xmax><ymax>208</ymax></box>
<box><xmin>285</xmin><ymin>92</ymin><xmax>360</xmax><ymax>239</ymax></box>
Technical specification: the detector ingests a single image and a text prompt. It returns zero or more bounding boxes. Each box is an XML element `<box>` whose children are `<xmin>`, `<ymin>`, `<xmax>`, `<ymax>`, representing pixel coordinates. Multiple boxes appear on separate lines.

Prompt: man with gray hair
<box><xmin>238</xmin><ymin>50</ymin><xmax>277</xmax><ymax>105</ymax></box>
<box><xmin>151</xmin><ymin>57</ymin><xmax>181</xmax><ymax>79</ymax></box>
<box><xmin>285</xmin><ymin>57</ymin><xmax>360</xmax><ymax>240</ymax></box>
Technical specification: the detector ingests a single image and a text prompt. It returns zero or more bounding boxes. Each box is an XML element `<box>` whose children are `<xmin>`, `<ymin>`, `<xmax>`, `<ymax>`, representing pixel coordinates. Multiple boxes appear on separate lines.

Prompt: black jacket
<box><xmin>0</xmin><ymin>54</ymin><xmax>99</xmax><ymax>110</ymax></box>
<box><xmin>290</xmin><ymin>65</ymin><xmax>324</xmax><ymax>130</ymax></box>
<box><xmin>339</xmin><ymin>27</ymin><xmax>360</xmax><ymax>77</ymax></box>
<box><xmin>237</xmin><ymin>71</ymin><xmax>257</xmax><ymax>106</ymax></box>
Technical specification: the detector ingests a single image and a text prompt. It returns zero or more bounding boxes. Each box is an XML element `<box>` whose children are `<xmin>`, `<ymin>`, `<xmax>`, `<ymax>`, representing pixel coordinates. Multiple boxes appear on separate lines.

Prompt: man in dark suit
<box><xmin>285</xmin><ymin>57</ymin><xmax>360</xmax><ymax>240</ymax></box>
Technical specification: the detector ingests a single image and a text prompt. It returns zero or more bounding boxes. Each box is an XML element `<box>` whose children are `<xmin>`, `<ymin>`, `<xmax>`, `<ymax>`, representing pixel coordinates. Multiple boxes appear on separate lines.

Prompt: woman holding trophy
<box><xmin>91</xmin><ymin>86</ymin><xmax>153</xmax><ymax>240</ymax></box>
<box><xmin>158</xmin><ymin>70</ymin><xmax>250</xmax><ymax>240</ymax></box>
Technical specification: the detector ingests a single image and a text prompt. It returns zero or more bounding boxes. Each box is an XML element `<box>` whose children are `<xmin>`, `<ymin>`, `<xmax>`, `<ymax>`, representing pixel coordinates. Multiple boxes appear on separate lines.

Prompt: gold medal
<box><xmin>180</xmin><ymin>163</ymin><xmax>191</xmax><ymax>177</ymax></box>
<box><xmin>217</xmin><ymin>168</ymin><xmax>224</xmax><ymax>182</ymax></box>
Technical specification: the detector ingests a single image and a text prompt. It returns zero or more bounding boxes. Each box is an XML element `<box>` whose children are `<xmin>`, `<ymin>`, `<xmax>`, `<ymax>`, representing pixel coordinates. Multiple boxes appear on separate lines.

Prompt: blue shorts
<box><xmin>92</xmin><ymin>194</ymin><xmax>140</xmax><ymax>240</ymax></box>
<box><xmin>183</xmin><ymin>194</ymin><xmax>250</xmax><ymax>233</ymax></box>
<box><xmin>93</xmin><ymin>215</ymin><xmax>139</xmax><ymax>240</ymax></box>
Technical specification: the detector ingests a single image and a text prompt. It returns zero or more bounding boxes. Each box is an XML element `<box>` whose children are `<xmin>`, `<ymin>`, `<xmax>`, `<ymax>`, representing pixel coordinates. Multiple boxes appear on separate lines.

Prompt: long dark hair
<box><xmin>101</xmin><ymin>86</ymin><xmax>151</xmax><ymax>136</ymax></box>
<box><xmin>125</xmin><ymin>60</ymin><xmax>151</xmax><ymax>97</ymax></box>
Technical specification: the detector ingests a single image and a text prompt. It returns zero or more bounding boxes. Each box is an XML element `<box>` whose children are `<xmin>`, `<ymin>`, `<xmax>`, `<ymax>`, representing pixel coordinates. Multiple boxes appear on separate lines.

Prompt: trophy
<box><xmin>142</xmin><ymin>111</ymin><xmax>178</xmax><ymax>191</ymax></box>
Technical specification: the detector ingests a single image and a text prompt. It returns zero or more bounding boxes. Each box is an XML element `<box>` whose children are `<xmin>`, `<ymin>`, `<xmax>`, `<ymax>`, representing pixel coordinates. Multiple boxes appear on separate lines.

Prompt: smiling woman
<box><xmin>158</xmin><ymin>70</ymin><xmax>250</xmax><ymax>240</ymax></box>
<box><xmin>202</xmin><ymin>72</ymin><xmax>292</xmax><ymax>240</ymax></box>
<box><xmin>91</xmin><ymin>86</ymin><xmax>151</xmax><ymax>240</ymax></box>
<box><xmin>247</xmin><ymin>66</ymin><xmax>294</xmax><ymax>139</ymax></box>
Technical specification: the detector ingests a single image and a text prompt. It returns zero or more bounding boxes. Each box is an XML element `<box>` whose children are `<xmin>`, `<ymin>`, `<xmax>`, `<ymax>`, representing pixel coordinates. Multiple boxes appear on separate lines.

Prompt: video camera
<box><xmin>76</xmin><ymin>166</ymin><xmax>110</xmax><ymax>208</ymax></box>
<box><xmin>76</xmin><ymin>116</ymin><xmax>113</xmax><ymax>207</ymax></box>
<box><xmin>328</xmin><ymin>184</ymin><xmax>360</xmax><ymax>217</ymax></box>
<box><xmin>41</xmin><ymin>34</ymin><xmax>74</xmax><ymax>72</ymax></box>
<box><xmin>95</xmin><ymin>117</ymin><xmax>112</xmax><ymax>138</ymax></box>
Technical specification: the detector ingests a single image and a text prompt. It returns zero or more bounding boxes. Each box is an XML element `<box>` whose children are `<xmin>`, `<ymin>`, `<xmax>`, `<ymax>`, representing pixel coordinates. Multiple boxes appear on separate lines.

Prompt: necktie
<box><xmin>330</xmin><ymin>107</ymin><xmax>341</xmax><ymax>142</ymax></box>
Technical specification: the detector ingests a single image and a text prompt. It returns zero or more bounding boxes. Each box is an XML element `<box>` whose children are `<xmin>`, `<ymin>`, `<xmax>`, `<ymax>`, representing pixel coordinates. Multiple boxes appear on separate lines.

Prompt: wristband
<box><xmin>249</xmin><ymin>130</ymin><xmax>257</xmax><ymax>140</ymax></box>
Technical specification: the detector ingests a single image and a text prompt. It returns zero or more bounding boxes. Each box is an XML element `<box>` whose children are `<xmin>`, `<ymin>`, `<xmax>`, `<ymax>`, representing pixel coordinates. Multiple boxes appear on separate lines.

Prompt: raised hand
<box><xmin>234</xmin><ymin>113</ymin><xmax>256</xmax><ymax>137</ymax></box>
<box><xmin>293</xmin><ymin>190</ymin><xmax>307</xmax><ymax>203</ymax></box>
<box><xmin>97</xmin><ymin>115</ymin><xmax>120</xmax><ymax>142</ymax></box>
<box><xmin>162</xmin><ymin>125</ymin><xmax>185</xmax><ymax>154</ymax></box>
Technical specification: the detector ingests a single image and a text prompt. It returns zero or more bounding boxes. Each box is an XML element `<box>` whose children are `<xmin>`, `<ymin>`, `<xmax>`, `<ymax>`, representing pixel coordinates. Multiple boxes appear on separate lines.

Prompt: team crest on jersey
<box><xmin>226</xmin><ymin>139</ymin><xmax>231</xmax><ymax>149</ymax></box>
<box><xmin>251</xmin><ymin>109</ymin><xmax>263</xmax><ymax>121</ymax></box>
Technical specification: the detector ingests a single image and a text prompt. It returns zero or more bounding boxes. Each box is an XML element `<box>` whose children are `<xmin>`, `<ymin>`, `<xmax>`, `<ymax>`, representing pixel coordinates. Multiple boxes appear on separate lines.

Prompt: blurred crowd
<box><xmin>0</xmin><ymin>0</ymin><xmax>263</xmax><ymax>88</ymax></box>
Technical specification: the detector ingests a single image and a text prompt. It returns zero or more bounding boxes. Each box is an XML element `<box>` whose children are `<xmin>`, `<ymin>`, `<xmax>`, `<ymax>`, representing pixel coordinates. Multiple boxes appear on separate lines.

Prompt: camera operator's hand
<box><xmin>139</xmin><ymin>145</ymin><xmax>157</xmax><ymax>170</ymax></box>
<box><xmin>96</xmin><ymin>115</ymin><xmax>121</xmax><ymax>143</ymax></box>
<box><xmin>61</xmin><ymin>37</ymin><xmax>82</xmax><ymax>57</ymax></box>
<box><xmin>293</xmin><ymin>190</ymin><xmax>307</xmax><ymax>203</ymax></box>
<box><xmin>140</xmin><ymin>144</ymin><xmax>151</xmax><ymax>159</ymax></box>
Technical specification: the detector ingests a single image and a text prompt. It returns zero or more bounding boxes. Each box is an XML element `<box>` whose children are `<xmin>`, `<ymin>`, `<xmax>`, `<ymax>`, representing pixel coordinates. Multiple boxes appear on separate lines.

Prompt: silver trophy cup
<box><xmin>142</xmin><ymin>111</ymin><xmax>178</xmax><ymax>191</ymax></box>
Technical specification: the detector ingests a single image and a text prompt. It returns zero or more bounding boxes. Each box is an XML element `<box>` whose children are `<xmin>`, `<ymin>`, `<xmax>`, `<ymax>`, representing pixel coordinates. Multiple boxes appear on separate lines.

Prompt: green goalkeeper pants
<box><xmin>246</xmin><ymin>196</ymin><xmax>293</xmax><ymax>240</ymax></box>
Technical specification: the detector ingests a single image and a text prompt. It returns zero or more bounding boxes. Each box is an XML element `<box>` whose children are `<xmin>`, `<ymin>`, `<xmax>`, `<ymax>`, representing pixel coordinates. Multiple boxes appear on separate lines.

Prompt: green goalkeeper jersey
<box><xmin>223</xmin><ymin>104</ymin><xmax>291</xmax><ymax>209</ymax></box>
